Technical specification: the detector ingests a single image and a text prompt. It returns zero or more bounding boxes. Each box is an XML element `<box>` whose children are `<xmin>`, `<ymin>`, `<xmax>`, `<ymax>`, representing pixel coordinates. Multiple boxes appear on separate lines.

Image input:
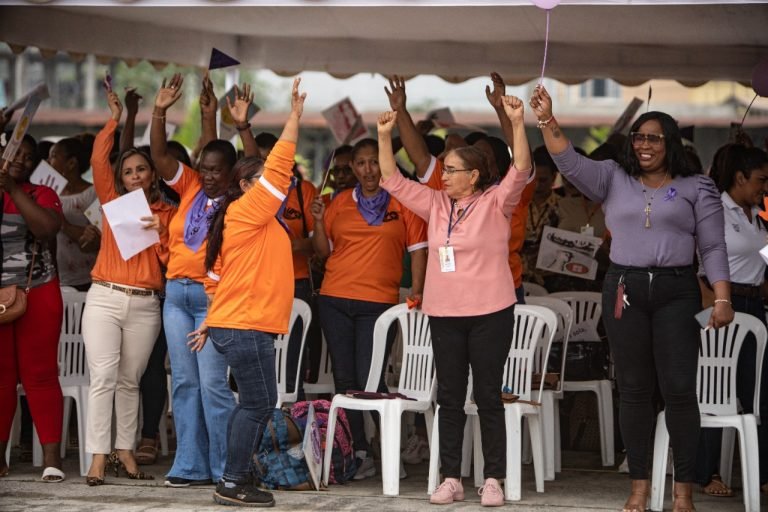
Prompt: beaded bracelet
<box><xmin>714</xmin><ymin>299</ymin><xmax>732</xmax><ymax>305</ymax></box>
<box><xmin>537</xmin><ymin>116</ymin><xmax>554</xmax><ymax>129</ymax></box>
<box><xmin>236</xmin><ymin>122</ymin><xmax>251</xmax><ymax>131</ymax></box>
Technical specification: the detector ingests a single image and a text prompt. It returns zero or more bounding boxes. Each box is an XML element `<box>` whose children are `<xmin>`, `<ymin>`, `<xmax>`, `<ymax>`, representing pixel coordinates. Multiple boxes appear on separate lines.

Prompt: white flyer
<box><xmin>83</xmin><ymin>198</ymin><xmax>102</xmax><ymax>231</ymax></box>
<box><xmin>29</xmin><ymin>160</ymin><xmax>68</xmax><ymax>195</ymax></box>
<box><xmin>302</xmin><ymin>403</ymin><xmax>322</xmax><ymax>490</ymax></box>
<box><xmin>101</xmin><ymin>188</ymin><xmax>159</xmax><ymax>261</ymax></box>
<box><xmin>535</xmin><ymin>226</ymin><xmax>603</xmax><ymax>280</ymax></box>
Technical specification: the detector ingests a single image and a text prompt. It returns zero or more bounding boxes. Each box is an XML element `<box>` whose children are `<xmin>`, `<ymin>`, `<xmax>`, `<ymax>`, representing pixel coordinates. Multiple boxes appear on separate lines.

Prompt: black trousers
<box><xmin>602</xmin><ymin>264</ymin><xmax>701</xmax><ymax>482</ymax></box>
<box><xmin>139</xmin><ymin>312</ymin><xmax>169</xmax><ymax>440</ymax></box>
<box><xmin>429</xmin><ymin>304</ymin><xmax>515</xmax><ymax>479</ymax></box>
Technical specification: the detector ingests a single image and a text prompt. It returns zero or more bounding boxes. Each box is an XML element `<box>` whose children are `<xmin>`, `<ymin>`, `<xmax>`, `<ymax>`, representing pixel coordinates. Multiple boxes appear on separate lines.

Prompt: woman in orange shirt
<box><xmin>310</xmin><ymin>138</ymin><xmax>428</xmax><ymax>480</ymax></box>
<box><xmin>186</xmin><ymin>78</ymin><xmax>305</xmax><ymax>508</ymax></box>
<box><xmin>82</xmin><ymin>91</ymin><xmax>174</xmax><ymax>486</ymax></box>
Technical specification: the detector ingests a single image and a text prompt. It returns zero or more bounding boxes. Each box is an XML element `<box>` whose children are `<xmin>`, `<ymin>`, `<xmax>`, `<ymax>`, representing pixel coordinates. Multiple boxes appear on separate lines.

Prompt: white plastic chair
<box><xmin>321</xmin><ymin>303</ymin><xmax>435</xmax><ymax>496</ymax></box>
<box><xmin>524</xmin><ymin>296</ymin><xmax>574</xmax><ymax>481</ymax></box>
<box><xmin>274</xmin><ymin>298</ymin><xmax>312</xmax><ymax>408</ymax></box>
<box><xmin>303</xmin><ymin>333</ymin><xmax>335</xmax><ymax>397</ymax></box>
<box><xmin>428</xmin><ymin>305</ymin><xmax>557</xmax><ymax>501</ymax></box>
<box><xmin>522</xmin><ymin>282</ymin><xmax>549</xmax><ymax>297</ymax></box>
<box><xmin>548</xmin><ymin>291</ymin><xmax>614</xmax><ymax>467</ymax></box>
<box><xmin>650</xmin><ymin>312</ymin><xmax>766</xmax><ymax>512</ymax></box>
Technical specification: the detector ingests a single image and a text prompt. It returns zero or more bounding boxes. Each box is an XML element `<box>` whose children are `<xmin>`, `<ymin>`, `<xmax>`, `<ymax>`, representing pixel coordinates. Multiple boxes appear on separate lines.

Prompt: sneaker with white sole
<box><xmin>401</xmin><ymin>434</ymin><xmax>429</xmax><ymax>465</ymax></box>
<box><xmin>353</xmin><ymin>455</ymin><xmax>376</xmax><ymax>480</ymax></box>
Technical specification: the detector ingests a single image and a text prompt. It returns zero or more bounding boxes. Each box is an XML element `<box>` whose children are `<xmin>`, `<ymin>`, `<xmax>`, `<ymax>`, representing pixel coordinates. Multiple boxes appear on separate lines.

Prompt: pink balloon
<box><xmin>752</xmin><ymin>56</ymin><xmax>768</xmax><ymax>97</ymax></box>
<box><xmin>531</xmin><ymin>0</ymin><xmax>561</xmax><ymax>9</ymax></box>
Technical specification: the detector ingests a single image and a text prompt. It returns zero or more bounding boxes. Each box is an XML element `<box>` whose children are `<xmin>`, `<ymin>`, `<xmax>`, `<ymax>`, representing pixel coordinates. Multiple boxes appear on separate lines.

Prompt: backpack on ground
<box><xmin>253</xmin><ymin>408</ymin><xmax>313</xmax><ymax>490</ymax></box>
<box><xmin>291</xmin><ymin>399</ymin><xmax>357</xmax><ymax>484</ymax></box>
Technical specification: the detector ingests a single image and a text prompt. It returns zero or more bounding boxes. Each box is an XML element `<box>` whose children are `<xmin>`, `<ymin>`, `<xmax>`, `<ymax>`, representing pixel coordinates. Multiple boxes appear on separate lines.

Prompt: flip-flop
<box><xmin>702</xmin><ymin>476</ymin><xmax>733</xmax><ymax>497</ymax></box>
<box><xmin>41</xmin><ymin>467</ymin><xmax>66</xmax><ymax>483</ymax></box>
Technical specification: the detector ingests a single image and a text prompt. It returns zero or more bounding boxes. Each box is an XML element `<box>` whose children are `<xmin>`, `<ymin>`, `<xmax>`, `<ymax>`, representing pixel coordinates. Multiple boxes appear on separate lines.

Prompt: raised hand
<box><xmin>502</xmin><ymin>95</ymin><xmax>524</xmax><ymax>124</ymax></box>
<box><xmin>199</xmin><ymin>72</ymin><xmax>218</xmax><ymax>116</ymax></box>
<box><xmin>529</xmin><ymin>85</ymin><xmax>553</xmax><ymax>122</ymax></box>
<box><xmin>226</xmin><ymin>83</ymin><xmax>254</xmax><ymax>125</ymax></box>
<box><xmin>377</xmin><ymin>111</ymin><xmax>398</xmax><ymax>134</ymax></box>
<box><xmin>385</xmin><ymin>75</ymin><xmax>407</xmax><ymax>112</ymax></box>
<box><xmin>310</xmin><ymin>196</ymin><xmax>325</xmax><ymax>222</ymax></box>
<box><xmin>108</xmin><ymin>91</ymin><xmax>123</xmax><ymax>121</ymax></box>
<box><xmin>125</xmin><ymin>88</ymin><xmax>142</xmax><ymax>114</ymax></box>
<box><xmin>290</xmin><ymin>77</ymin><xmax>306</xmax><ymax>119</ymax></box>
<box><xmin>485</xmin><ymin>72</ymin><xmax>506</xmax><ymax>110</ymax></box>
<box><xmin>154</xmin><ymin>73</ymin><xmax>184</xmax><ymax>112</ymax></box>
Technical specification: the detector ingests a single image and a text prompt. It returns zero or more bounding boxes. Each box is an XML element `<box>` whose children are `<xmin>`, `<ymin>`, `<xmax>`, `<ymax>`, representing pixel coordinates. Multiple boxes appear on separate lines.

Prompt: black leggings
<box><xmin>602</xmin><ymin>264</ymin><xmax>701</xmax><ymax>482</ymax></box>
<box><xmin>429</xmin><ymin>304</ymin><xmax>515</xmax><ymax>479</ymax></box>
<box><xmin>139</xmin><ymin>322</ymin><xmax>168</xmax><ymax>440</ymax></box>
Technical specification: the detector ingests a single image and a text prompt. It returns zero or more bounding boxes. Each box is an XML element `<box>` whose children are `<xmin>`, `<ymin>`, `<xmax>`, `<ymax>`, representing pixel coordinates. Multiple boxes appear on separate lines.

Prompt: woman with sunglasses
<box><xmin>530</xmin><ymin>86</ymin><xmax>733</xmax><ymax>512</ymax></box>
<box><xmin>83</xmin><ymin>91</ymin><xmax>175</xmax><ymax>486</ymax></box>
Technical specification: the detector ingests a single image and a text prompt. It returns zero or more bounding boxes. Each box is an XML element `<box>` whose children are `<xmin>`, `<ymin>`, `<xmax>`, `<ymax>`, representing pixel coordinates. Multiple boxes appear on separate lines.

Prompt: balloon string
<box><xmin>539</xmin><ymin>9</ymin><xmax>550</xmax><ymax>85</ymax></box>
<box><xmin>740</xmin><ymin>92</ymin><xmax>758</xmax><ymax>126</ymax></box>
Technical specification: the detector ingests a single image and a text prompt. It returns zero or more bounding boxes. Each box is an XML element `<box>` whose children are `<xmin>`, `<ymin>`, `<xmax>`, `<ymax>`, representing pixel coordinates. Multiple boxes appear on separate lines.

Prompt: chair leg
<box><xmin>527</xmin><ymin>412</ymin><xmax>545</xmax><ymax>493</ymax></box>
<box><xmin>597</xmin><ymin>381</ymin><xmax>615</xmax><ymax>466</ymax></box>
<box><xmin>61</xmin><ymin>396</ymin><xmax>72</xmax><ymax>459</ymax></box>
<box><xmin>719</xmin><ymin>427</ymin><xmax>736</xmax><ymax>487</ymax></box>
<box><xmin>321</xmin><ymin>404</ymin><xmax>339</xmax><ymax>487</ymax></box>
<box><xmin>32</xmin><ymin>427</ymin><xmax>42</xmax><ymax>467</ymax></box>
<box><xmin>649</xmin><ymin>411</ymin><xmax>669</xmax><ymax>512</ymax></box>
<box><xmin>521</xmin><ymin>418</ymin><xmax>532</xmax><ymax>464</ymax></box>
<box><xmin>739</xmin><ymin>418</ymin><xmax>760</xmax><ymax>512</ymax></box>
<box><xmin>77</xmin><ymin>392</ymin><xmax>90</xmax><ymax>477</ymax></box>
<box><xmin>541</xmin><ymin>393</ymin><xmax>556</xmax><ymax>481</ymax></box>
<box><xmin>379</xmin><ymin>405</ymin><xmax>402</xmax><ymax>496</ymax></box>
<box><xmin>504</xmin><ymin>408</ymin><xmax>522</xmax><ymax>501</ymax></box>
<box><xmin>554</xmin><ymin>398</ymin><xmax>562</xmax><ymax>473</ymax></box>
<box><xmin>427</xmin><ymin>406</ymin><xmax>441</xmax><ymax>495</ymax></box>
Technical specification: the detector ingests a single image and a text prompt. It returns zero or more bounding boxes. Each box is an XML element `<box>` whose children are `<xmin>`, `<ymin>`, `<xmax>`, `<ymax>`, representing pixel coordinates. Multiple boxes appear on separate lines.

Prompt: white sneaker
<box><xmin>618</xmin><ymin>454</ymin><xmax>629</xmax><ymax>474</ymax></box>
<box><xmin>353</xmin><ymin>455</ymin><xmax>376</xmax><ymax>480</ymax></box>
<box><xmin>401</xmin><ymin>434</ymin><xmax>429</xmax><ymax>465</ymax></box>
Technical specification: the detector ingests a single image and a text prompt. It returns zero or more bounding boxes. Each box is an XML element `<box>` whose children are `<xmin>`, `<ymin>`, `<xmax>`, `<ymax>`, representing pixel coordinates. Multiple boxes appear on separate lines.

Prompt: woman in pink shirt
<box><xmin>377</xmin><ymin>96</ymin><xmax>531</xmax><ymax>507</ymax></box>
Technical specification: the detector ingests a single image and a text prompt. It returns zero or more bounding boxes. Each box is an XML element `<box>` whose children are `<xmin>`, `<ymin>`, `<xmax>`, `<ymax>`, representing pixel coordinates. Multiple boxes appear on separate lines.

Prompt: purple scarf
<box><xmin>354</xmin><ymin>183</ymin><xmax>390</xmax><ymax>226</ymax></box>
<box><xmin>183</xmin><ymin>190</ymin><xmax>220</xmax><ymax>252</ymax></box>
<box><xmin>276</xmin><ymin>177</ymin><xmax>298</xmax><ymax>234</ymax></box>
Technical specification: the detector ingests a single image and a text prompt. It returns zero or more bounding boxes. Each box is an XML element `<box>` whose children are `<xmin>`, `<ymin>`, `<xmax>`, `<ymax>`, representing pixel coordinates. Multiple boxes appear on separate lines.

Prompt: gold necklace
<box><xmin>639</xmin><ymin>172</ymin><xmax>669</xmax><ymax>229</ymax></box>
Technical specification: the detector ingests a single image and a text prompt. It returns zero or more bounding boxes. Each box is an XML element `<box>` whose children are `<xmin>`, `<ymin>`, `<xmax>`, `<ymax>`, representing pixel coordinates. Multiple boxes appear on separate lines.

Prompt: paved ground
<box><xmin>0</xmin><ymin>447</ymin><xmax>752</xmax><ymax>511</ymax></box>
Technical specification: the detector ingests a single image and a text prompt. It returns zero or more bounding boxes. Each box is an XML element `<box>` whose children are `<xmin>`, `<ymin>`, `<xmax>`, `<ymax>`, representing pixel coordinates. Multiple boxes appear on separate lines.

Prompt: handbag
<box><xmin>0</xmin><ymin>192</ymin><xmax>37</xmax><ymax>324</ymax></box>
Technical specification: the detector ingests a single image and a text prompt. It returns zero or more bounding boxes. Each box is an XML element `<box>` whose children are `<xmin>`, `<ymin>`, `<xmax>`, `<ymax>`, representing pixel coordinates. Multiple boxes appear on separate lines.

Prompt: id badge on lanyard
<box><xmin>439</xmin><ymin>245</ymin><xmax>456</xmax><ymax>272</ymax></box>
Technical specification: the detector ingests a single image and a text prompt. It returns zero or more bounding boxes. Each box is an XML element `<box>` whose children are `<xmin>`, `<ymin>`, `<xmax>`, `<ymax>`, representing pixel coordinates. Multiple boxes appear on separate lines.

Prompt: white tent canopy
<box><xmin>1</xmin><ymin>1</ymin><xmax>767</xmax><ymax>86</ymax></box>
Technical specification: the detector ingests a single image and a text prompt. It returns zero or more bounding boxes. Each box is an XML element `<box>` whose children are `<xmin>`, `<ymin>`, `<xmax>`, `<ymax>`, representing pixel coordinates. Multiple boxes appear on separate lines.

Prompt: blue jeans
<box><xmin>695</xmin><ymin>292</ymin><xmax>768</xmax><ymax>485</ymax></box>
<box><xmin>318</xmin><ymin>295</ymin><xmax>396</xmax><ymax>454</ymax></box>
<box><xmin>164</xmin><ymin>278</ymin><xmax>235</xmax><ymax>481</ymax></box>
<box><xmin>208</xmin><ymin>327</ymin><xmax>278</xmax><ymax>484</ymax></box>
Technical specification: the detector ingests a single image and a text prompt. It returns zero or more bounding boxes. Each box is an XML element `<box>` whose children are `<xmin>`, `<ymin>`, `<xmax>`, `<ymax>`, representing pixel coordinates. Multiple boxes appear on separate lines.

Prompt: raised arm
<box><xmin>485</xmin><ymin>72</ymin><xmax>516</xmax><ymax>153</ymax></box>
<box><xmin>502</xmin><ymin>95</ymin><xmax>530</xmax><ymax>171</ymax></box>
<box><xmin>199</xmin><ymin>72</ymin><xmax>218</xmax><ymax>150</ymax></box>
<box><xmin>529</xmin><ymin>85</ymin><xmax>570</xmax><ymax>154</ymax></box>
<box><xmin>150</xmin><ymin>73</ymin><xmax>184</xmax><ymax>180</ymax></box>
<box><xmin>377</xmin><ymin>111</ymin><xmax>399</xmax><ymax>181</ymax></box>
<box><xmin>227</xmin><ymin>83</ymin><xmax>259</xmax><ymax>158</ymax></box>
<box><xmin>279</xmin><ymin>78</ymin><xmax>304</xmax><ymax>144</ymax></box>
<box><xmin>90</xmin><ymin>91</ymin><xmax>122</xmax><ymax>204</ymax></box>
<box><xmin>119</xmin><ymin>88</ymin><xmax>142</xmax><ymax>155</ymax></box>
<box><xmin>385</xmin><ymin>75</ymin><xmax>431</xmax><ymax>177</ymax></box>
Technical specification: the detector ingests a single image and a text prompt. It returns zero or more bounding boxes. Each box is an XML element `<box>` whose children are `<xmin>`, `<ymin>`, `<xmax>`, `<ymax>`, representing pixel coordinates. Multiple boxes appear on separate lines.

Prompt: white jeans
<box><xmin>82</xmin><ymin>283</ymin><xmax>161</xmax><ymax>454</ymax></box>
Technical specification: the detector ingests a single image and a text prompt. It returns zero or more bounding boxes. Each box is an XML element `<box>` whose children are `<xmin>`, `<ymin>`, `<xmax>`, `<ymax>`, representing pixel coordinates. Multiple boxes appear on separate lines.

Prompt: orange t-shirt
<box><xmin>205</xmin><ymin>140</ymin><xmax>296</xmax><ymax>334</ymax></box>
<box><xmin>164</xmin><ymin>162</ymin><xmax>212</xmax><ymax>283</ymax></box>
<box><xmin>319</xmin><ymin>187</ymin><xmax>428</xmax><ymax>304</ymax></box>
<box><xmin>420</xmin><ymin>156</ymin><xmax>532</xmax><ymax>286</ymax></box>
<box><xmin>90</xmin><ymin>119</ymin><xmax>175</xmax><ymax>291</ymax></box>
<box><xmin>282</xmin><ymin>179</ymin><xmax>317</xmax><ymax>280</ymax></box>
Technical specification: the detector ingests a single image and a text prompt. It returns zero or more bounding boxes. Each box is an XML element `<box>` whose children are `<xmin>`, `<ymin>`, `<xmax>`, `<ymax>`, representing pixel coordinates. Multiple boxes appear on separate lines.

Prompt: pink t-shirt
<box><xmin>380</xmin><ymin>166</ymin><xmax>530</xmax><ymax>317</ymax></box>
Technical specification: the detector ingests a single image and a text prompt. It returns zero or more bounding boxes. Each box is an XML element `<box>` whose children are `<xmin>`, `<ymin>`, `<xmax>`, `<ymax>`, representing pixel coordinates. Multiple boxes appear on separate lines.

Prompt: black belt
<box><xmin>93</xmin><ymin>280</ymin><xmax>157</xmax><ymax>297</ymax></box>
<box><xmin>730</xmin><ymin>282</ymin><xmax>762</xmax><ymax>299</ymax></box>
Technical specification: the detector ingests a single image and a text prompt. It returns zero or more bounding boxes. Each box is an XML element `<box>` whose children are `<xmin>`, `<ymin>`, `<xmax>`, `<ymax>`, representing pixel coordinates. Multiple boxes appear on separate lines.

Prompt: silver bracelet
<box><xmin>713</xmin><ymin>299</ymin><xmax>732</xmax><ymax>305</ymax></box>
<box><xmin>537</xmin><ymin>116</ymin><xmax>554</xmax><ymax>129</ymax></box>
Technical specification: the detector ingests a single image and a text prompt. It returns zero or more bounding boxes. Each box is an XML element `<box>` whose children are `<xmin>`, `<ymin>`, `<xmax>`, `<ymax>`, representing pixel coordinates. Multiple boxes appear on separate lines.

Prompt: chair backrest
<box><xmin>61</xmin><ymin>290</ymin><xmax>87</xmax><ymax>335</ymax></box>
<box><xmin>698</xmin><ymin>312</ymin><xmax>767</xmax><ymax>418</ymax></box>
<box><xmin>522</xmin><ymin>282</ymin><xmax>549</xmax><ymax>297</ymax></box>
<box><xmin>58</xmin><ymin>333</ymin><xmax>89</xmax><ymax>386</ymax></box>
<box><xmin>548</xmin><ymin>291</ymin><xmax>601</xmax><ymax>342</ymax></box>
<box><xmin>524</xmin><ymin>296</ymin><xmax>574</xmax><ymax>388</ymax></box>
<box><xmin>366</xmin><ymin>303</ymin><xmax>435</xmax><ymax>402</ymax></box>
<box><xmin>274</xmin><ymin>298</ymin><xmax>312</xmax><ymax>404</ymax></box>
<box><xmin>502</xmin><ymin>305</ymin><xmax>558</xmax><ymax>402</ymax></box>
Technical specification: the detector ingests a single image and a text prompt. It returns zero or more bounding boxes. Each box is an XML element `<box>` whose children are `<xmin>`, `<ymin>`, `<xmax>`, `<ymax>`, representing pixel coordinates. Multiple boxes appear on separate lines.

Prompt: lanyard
<box><xmin>446</xmin><ymin>199</ymin><xmax>477</xmax><ymax>245</ymax></box>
